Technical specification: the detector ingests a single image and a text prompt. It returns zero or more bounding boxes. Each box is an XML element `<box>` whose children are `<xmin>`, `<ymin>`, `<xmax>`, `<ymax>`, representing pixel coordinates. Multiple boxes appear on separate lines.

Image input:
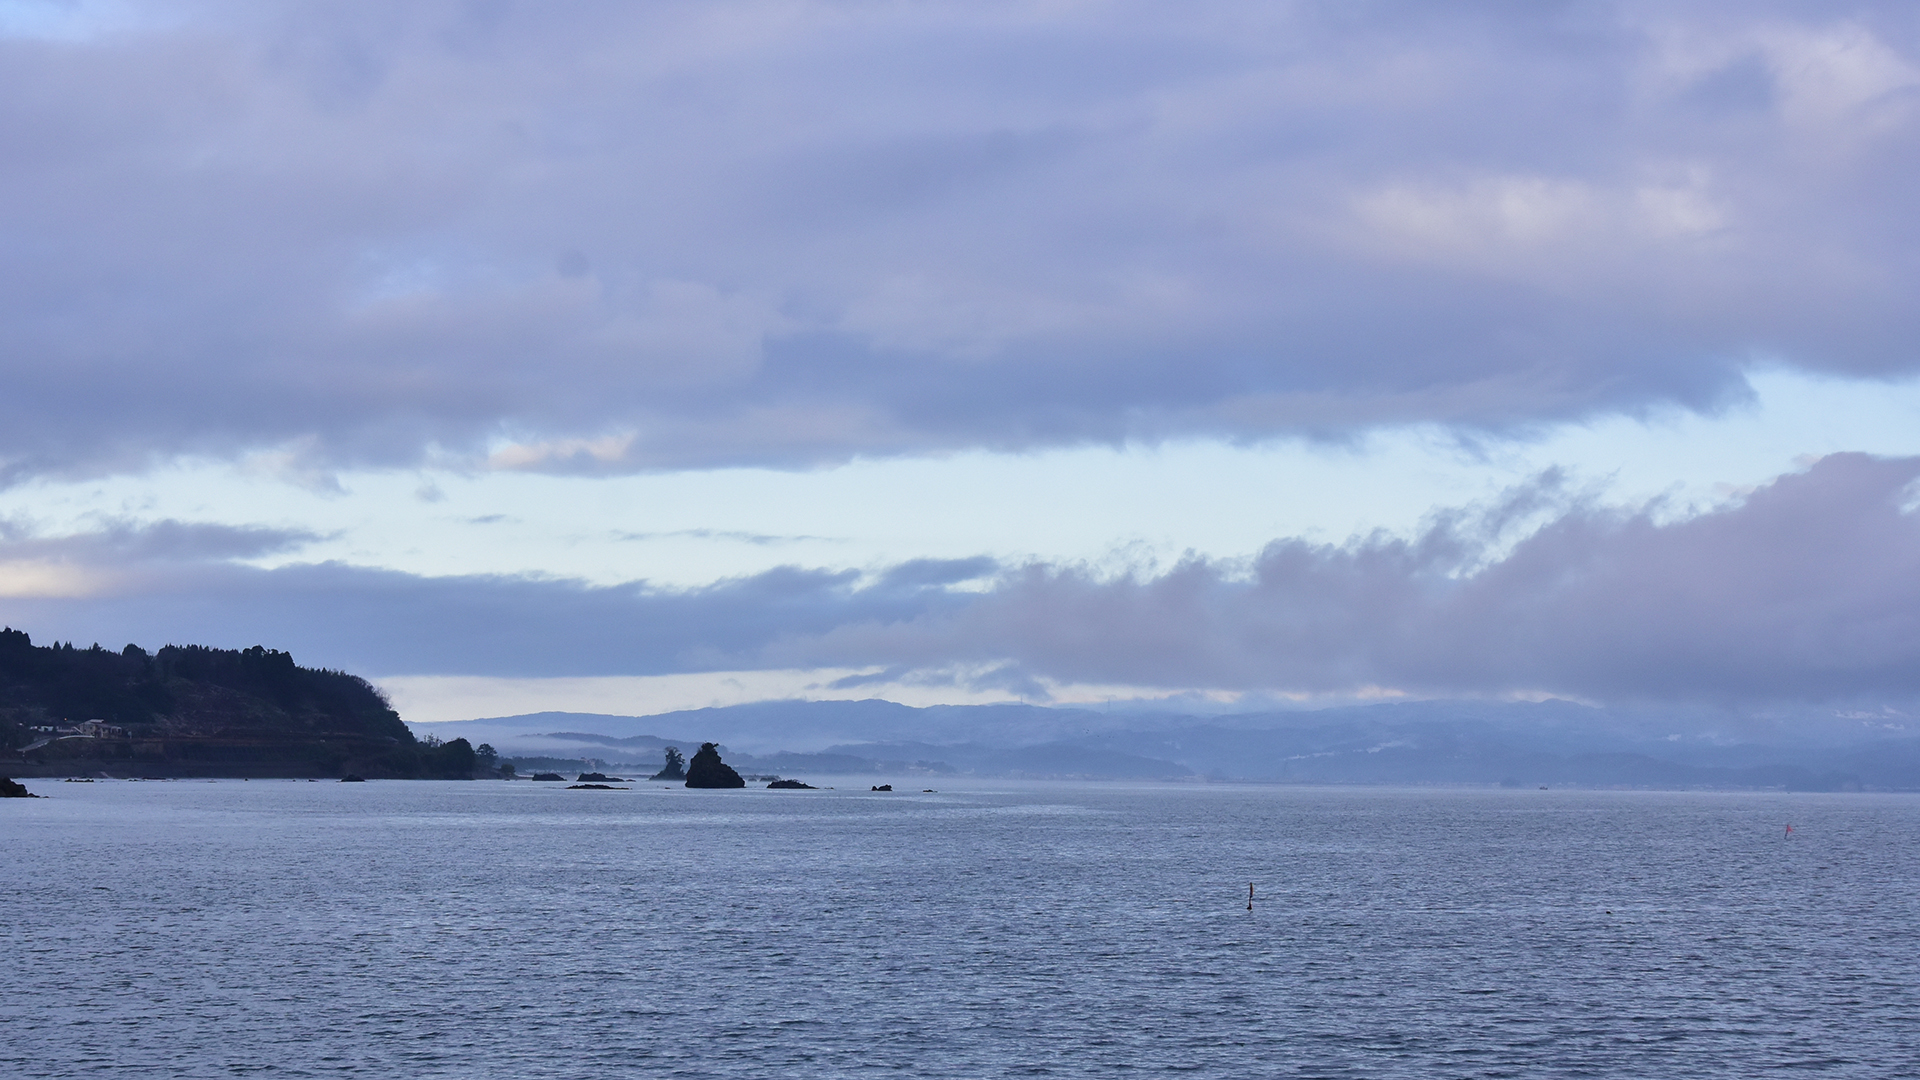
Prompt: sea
<box><xmin>3</xmin><ymin>779</ymin><xmax>1917</xmax><ymax>1078</ymax></box>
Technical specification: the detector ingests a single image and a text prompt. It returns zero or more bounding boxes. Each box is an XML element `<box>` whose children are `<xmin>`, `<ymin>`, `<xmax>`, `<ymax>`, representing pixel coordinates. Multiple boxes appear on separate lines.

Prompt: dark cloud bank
<box><xmin>3</xmin><ymin>1</ymin><xmax>1919</xmax><ymax>477</ymax></box>
<box><xmin>8</xmin><ymin>454</ymin><xmax>1919</xmax><ymax>712</ymax></box>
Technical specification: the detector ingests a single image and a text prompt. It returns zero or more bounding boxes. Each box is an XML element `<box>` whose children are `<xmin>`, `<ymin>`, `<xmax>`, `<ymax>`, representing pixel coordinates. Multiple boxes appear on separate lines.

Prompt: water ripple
<box><xmin>4</xmin><ymin>782</ymin><xmax>1918</xmax><ymax>1077</ymax></box>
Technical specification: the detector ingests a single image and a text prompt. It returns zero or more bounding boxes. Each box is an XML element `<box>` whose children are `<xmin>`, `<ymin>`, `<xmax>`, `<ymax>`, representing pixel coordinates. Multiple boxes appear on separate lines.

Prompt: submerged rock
<box><xmin>339</xmin><ymin>774</ymin><xmax>366</xmax><ymax>783</ymax></box>
<box><xmin>767</xmin><ymin>779</ymin><xmax>816</xmax><ymax>789</ymax></box>
<box><xmin>1</xmin><ymin>776</ymin><xmax>39</xmax><ymax>798</ymax></box>
<box><xmin>684</xmin><ymin>743</ymin><xmax>745</xmax><ymax>789</ymax></box>
<box><xmin>577</xmin><ymin>772</ymin><xmax>627</xmax><ymax>783</ymax></box>
<box><xmin>567</xmin><ymin>783</ymin><xmax>625</xmax><ymax>790</ymax></box>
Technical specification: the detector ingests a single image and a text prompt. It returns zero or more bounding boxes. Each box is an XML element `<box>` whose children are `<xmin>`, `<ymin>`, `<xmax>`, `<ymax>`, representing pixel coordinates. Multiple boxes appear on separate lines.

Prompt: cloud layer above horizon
<box><xmin>3</xmin><ymin>0</ymin><xmax>1918</xmax><ymax>479</ymax></box>
<box><xmin>4</xmin><ymin>0</ymin><xmax>1919</xmax><ymax>719</ymax></box>
<box><xmin>7</xmin><ymin>454</ymin><xmax>1920</xmax><ymax>709</ymax></box>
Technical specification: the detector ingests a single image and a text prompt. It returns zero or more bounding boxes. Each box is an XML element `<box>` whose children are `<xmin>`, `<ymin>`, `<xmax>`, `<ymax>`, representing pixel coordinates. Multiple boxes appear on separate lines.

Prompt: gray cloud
<box><xmin>0</xmin><ymin>519</ymin><xmax>316</xmax><ymax>564</ymax></box>
<box><xmin>611</xmin><ymin>528</ymin><xmax>841</xmax><ymax>546</ymax></box>
<box><xmin>796</xmin><ymin>453</ymin><xmax>1920</xmax><ymax>704</ymax></box>
<box><xmin>3</xmin><ymin>1</ymin><xmax>1918</xmax><ymax>479</ymax></box>
<box><xmin>5</xmin><ymin>455</ymin><xmax>1920</xmax><ymax>706</ymax></box>
<box><xmin>0</xmin><ymin>544</ymin><xmax>981</xmax><ymax>677</ymax></box>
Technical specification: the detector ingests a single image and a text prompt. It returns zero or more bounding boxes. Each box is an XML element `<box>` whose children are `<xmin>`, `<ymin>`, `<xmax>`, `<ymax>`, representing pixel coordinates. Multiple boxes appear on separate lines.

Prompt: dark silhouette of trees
<box><xmin>652</xmin><ymin>745</ymin><xmax>686</xmax><ymax>780</ymax></box>
<box><xmin>429</xmin><ymin>737</ymin><xmax>477</xmax><ymax>778</ymax></box>
<box><xmin>0</xmin><ymin>626</ymin><xmax>465</xmax><ymax>778</ymax></box>
<box><xmin>0</xmin><ymin>627</ymin><xmax>174</xmax><ymax>733</ymax></box>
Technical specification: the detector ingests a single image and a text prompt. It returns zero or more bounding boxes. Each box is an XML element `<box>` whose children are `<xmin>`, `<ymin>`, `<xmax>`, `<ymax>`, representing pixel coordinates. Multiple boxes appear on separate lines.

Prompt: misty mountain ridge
<box><xmin>411</xmin><ymin>697</ymin><xmax>1920</xmax><ymax>790</ymax></box>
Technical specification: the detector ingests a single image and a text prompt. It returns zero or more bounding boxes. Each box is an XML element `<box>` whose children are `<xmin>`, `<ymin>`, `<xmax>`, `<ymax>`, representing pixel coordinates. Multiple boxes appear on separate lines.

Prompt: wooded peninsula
<box><xmin>0</xmin><ymin>627</ymin><xmax>471</xmax><ymax>779</ymax></box>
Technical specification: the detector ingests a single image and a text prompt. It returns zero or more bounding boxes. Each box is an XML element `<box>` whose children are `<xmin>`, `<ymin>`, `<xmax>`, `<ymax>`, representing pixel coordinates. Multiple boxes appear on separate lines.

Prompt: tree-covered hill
<box><xmin>0</xmin><ymin>628</ymin><xmax>470</xmax><ymax>778</ymax></box>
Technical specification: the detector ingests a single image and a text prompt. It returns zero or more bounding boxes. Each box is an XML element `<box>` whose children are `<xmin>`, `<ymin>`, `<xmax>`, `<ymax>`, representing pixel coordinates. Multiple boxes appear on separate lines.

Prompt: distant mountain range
<box><xmin>412</xmin><ymin>698</ymin><xmax>1920</xmax><ymax>790</ymax></box>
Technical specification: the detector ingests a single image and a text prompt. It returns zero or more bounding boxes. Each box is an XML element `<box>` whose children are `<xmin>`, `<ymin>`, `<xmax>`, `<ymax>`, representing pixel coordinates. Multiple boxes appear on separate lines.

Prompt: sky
<box><xmin>2</xmin><ymin>0</ymin><xmax>1919</xmax><ymax>725</ymax></box>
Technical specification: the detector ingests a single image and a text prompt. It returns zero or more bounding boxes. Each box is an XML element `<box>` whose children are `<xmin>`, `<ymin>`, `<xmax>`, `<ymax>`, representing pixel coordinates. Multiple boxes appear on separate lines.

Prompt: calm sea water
<box><xmin>3</xmin><ymin>779</ymin><xmax>1917</xmax><ymax>1078</ymax></box>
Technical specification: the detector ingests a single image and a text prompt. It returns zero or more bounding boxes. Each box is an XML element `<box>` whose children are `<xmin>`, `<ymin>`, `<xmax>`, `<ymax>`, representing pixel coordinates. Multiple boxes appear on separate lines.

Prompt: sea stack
<box><xmin>651</xmin><ymin>746</ymin><xmax>686</xmax><ymax>781</ymax></box>
<box><xmin>684</xmin><ymin>742</ymin><xmax>745</xmax><ymax>788</ymax></box>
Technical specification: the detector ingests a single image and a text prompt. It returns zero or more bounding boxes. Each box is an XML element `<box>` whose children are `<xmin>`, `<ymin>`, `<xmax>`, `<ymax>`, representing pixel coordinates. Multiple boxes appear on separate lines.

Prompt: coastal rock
<box><xmin>1</xmin><ymin>776</ymin><xmax>39</xmax><ymax>798</ymax></box>
<box><xmin>531</xmin><ymin>773</ymin><xmax>565</xmax><ymax>781</ymax></box>
<box><xmin>685</xmin><ymin>743</ymin><xmax>745</xmax><ymax>789</ymax></box>
<box><xmin>339</xmin><ymin>774</ymin><xmax>366</xmax><ymax>782</ymax></box>
<box><xmin>567</xmin><ymin>783</ymin><xmax>625</xmax><ymax>790</ymax></box>
<box><xmin>871</xmin><ymin>784</ymin><xmax>892</xmax><ymax>792</ymax></box>
<box><xmin>577</xmin><ymin>772</ymin><xmax>626</xmax><ymax>782</ymax></box>
<box><xmin>767</xmin><ymin>779</ymin><xmax>816</xmax><ymax>789</ymax></box>
<box><xmin>651</xmin><ymin>746</ymin><xmax>686</xmax><ymax>781</ymax></box>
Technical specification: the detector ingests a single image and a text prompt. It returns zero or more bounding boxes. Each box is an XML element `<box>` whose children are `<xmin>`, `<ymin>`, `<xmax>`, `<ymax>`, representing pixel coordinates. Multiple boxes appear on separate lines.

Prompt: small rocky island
<box><xmin>767</xmin><ymin>779</ymin><xmax>816</xmax><ymax>789</ymax></box>
<box><xmin>684</xmin><ymin>742</ymin><xmax>744</xmax><ymax>788</ymax></box>
<box><xmin>2</xmin><ymin>776</ymin><xmax>39</xmax><ymax>798</ymax></box>
<box><xmin>651</xmin><ymin>746</ymin><xmax>686</xmax><ymax>781</ymax></box>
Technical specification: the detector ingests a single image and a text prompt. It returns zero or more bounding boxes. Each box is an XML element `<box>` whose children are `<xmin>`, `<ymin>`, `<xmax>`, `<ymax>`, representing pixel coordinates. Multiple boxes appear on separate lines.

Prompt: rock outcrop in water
<box><xmin>685</xmin><ymin>742</ymin><xmax>745</xmax><ymax>788</ymax></box>
<box><xmin>651</xmin><ymin>746</ymin><xmax>686</xmax><ymax>781</ymax></box>
<box><xmin>1</xmin><ymin>776</ymin><xmax>38</xmax><ymax>797</ymax></box>
<box><xmin>767</xmin><ymin>778</ymin><xmax>816</xmax><ymax>789</ymax></box>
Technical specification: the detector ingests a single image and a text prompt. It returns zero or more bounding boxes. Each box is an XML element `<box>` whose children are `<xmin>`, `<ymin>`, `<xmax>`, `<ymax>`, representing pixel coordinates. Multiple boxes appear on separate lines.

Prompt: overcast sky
<box><xmin>3</xmin><ymin>0</ymin><xmax>1919</xmax><ymax>724</ymax></box>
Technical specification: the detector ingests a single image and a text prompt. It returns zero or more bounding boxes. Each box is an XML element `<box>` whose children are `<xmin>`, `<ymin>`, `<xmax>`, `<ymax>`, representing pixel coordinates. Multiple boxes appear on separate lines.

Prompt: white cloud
<box><xmin>1758</xmin><ymin>22</ymin><xmax>1920</xmax><ymax>128</ymax></box>
<box><xmin>488</xmin><ymin>432</ymin><xmax>636</xmax><ymax>471</ymax></box>
<box><xmin>0</xmin><ymin>558</ymin><xmax>108</xmax><ymax>598</ymax></box>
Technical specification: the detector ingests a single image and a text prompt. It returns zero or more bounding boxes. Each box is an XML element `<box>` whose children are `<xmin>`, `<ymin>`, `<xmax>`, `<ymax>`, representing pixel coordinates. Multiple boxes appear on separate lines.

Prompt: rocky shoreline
<box><xmin>1</xmin><ymin>776</ymin><xmax>40</xmax><ymax>798</ymax></box>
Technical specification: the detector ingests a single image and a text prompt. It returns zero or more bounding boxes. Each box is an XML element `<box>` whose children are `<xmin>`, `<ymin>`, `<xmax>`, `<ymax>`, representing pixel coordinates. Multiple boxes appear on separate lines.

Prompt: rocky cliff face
<box><xmin>684</xmin><ymin>742</ymin><xmax>744</xmax><ymax>788</ymax></box>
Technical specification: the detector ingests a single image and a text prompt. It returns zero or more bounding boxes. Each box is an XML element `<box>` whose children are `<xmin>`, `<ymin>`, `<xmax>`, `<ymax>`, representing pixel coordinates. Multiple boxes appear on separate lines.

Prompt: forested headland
<box><xmin>0</xmin><ymin>627</ymin><xmax>472</xmax><ymax>778</ymax></box>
